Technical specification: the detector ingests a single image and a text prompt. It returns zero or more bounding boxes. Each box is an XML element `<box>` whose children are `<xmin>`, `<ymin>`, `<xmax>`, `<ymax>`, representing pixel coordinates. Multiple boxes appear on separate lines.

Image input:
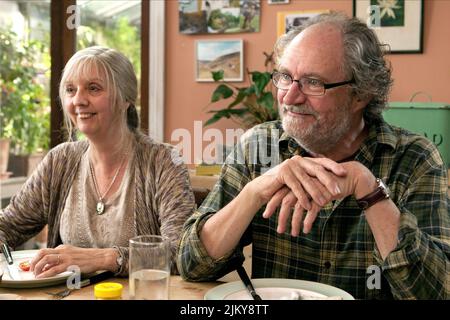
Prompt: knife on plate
<box><xmin>79</xmin><ymin>270</ymin><xmax>115</xmax><ymax>287</ymax></box>
<box><xmin>1</xmin><ymin>243</ymin><xmax>21</xmax><ymax>281</ymax></box>
<box><xmin>236</xmin><ymin>265</ymin><xmax>262</xmax><ymax>300</ymax></box>
<box><xmin>46</xmin><ymin>270</ymin><xmax>116</xmax><ymax>299</ymax></box>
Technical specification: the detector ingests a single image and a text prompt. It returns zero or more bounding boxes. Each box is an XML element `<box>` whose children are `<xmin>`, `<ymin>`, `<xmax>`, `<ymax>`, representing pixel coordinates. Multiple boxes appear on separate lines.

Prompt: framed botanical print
<box><xmin>353</xmin><ymin>0</ymin><xmax>424</xmax><ymax>53</ymax></box>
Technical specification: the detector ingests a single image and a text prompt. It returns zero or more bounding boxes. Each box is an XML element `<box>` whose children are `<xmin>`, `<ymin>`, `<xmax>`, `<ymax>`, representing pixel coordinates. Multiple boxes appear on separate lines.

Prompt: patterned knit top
<box><xmin>0</xmin><ymin>132</ymin><xmax>195</xmax><ymax>276</ymax></box>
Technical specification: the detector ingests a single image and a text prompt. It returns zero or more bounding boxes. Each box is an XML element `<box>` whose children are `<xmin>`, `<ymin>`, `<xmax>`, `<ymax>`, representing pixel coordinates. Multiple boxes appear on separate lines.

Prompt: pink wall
<box><xmin>165</xmin><ymin>0</ymin><xmax>450</xmax><ymax>146</ymax></box>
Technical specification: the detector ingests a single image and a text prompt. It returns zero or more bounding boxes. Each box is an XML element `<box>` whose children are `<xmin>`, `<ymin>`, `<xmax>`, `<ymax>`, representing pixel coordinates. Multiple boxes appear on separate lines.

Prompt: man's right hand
<box><xmin>247</xmin><ymin>155</ymin><xmax>347</xmax><ymax>211</ymax></box>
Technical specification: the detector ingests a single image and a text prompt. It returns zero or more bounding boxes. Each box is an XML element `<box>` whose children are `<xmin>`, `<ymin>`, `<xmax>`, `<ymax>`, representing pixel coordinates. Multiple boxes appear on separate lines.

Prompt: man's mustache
<box><xmin>282</xmin><ymin>104</ymin><xmax>318</xmax><ymax>117</ymax></box>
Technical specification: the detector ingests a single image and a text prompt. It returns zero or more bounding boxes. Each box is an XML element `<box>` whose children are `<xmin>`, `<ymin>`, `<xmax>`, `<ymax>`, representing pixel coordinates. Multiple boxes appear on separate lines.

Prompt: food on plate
<box><xmin>280</xmin><ymin>290</ymin><xmax>343</xmax><ymax>300</ymax></box>
<box><xmin>18</xmin><ymin>261</ymin><xmax>31</xmax><ymax>272</ymax></box>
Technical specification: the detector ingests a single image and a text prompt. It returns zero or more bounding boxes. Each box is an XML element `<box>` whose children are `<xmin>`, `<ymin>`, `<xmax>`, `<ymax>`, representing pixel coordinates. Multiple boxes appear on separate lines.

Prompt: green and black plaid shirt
<box><xmin>178</xmin><ymin>119</ymin><xmax>449</xmax><ymax>299</ymax></box>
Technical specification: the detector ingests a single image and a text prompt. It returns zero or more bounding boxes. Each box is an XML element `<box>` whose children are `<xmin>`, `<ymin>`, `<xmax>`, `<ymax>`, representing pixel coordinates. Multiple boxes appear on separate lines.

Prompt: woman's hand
<box><xmin>30</xmin><ymin>244</ymin><xmax>117</xmax><ymax>278</ymax></box>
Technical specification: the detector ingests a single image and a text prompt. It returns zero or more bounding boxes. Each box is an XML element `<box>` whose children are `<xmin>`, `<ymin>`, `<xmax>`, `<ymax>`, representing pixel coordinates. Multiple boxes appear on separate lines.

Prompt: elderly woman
<box><xmin>0</xmin><ymin>46</ymin><xmax>195</xmax><ymax>278</ymax></box>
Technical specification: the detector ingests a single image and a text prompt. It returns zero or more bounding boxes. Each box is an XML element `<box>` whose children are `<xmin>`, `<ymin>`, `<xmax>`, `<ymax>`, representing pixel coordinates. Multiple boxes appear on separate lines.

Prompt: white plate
<box><xmin>0</xmin><ymin>250</ymin><xmax>73</xmax><ymax>288</ymax></box>
<box><xmin>204</xmin><ymin>278</ymin><xmax>354</xmax><ymax>300</ymax></box>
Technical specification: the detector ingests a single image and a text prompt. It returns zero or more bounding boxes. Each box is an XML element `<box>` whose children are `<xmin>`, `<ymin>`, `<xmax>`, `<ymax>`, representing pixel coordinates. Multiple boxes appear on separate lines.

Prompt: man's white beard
<box><xmin>281</xmin><ymin>103</ymin><xmax>352</xmax><ymax>155</ymax></box>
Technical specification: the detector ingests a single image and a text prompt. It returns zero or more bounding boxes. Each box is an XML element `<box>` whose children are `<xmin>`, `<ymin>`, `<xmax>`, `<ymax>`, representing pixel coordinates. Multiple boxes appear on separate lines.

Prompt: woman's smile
<box><xmin>76</xmin><ymin>112</ymin><xmax>97</xmax><ymax>120</ymax></box>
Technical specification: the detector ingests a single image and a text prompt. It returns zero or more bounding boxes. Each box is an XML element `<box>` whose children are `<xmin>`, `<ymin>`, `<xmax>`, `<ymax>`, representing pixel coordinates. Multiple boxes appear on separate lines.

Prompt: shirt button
<box><xmin>324</xmin><ymin>261</ymin><xmax>332</xmax><ymax>269</ymax></box>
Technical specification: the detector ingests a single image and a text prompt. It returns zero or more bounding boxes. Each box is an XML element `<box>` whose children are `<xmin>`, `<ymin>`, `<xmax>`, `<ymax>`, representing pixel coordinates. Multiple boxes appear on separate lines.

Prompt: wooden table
<box><xmin>189</xmin><ymin>170</ymin><xmax>219</xmax><ymax>190</ymax></box>
<box><xmin>0</xmin><ymin>275</ymin><xmax>221</xmax><ymax>300</ymax></box>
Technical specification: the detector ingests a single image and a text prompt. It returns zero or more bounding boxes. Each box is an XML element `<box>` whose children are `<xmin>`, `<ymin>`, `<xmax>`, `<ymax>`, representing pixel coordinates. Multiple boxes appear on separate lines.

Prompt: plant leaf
<box><xmin>251</xmin><ymin>71</ymin><xmax>271</xmax><ymax>96</ymax></box>
<box><xmin>227</xmin><ymin>89</ymin><xmax>247</xmax><ymax>108</ymax></box>
<box><xmin>212</xmin><ymin>70</ymin><xmax>224</xmax><ymax>82</ymax></box>
<box><xmin>257</xmin><ymin>92</ymin><xmax>275</xmax><ymax>112</ymax></box>
<box><xmin>204</xmin><ymin>108</ymin><xmax>248</xmax><ymax>126</ymax></box>
<box><xmin>211</xmin><ymin>84</ymin><xmax>234</xmax><ymax>102</ymax></box>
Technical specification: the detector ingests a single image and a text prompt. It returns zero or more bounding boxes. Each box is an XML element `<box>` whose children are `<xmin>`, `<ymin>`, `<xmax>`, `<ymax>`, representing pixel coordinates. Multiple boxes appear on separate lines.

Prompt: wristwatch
<box><xmin>356</xmin><ymin>178</ymin><xmax>390</xmax><ymax>210</ymax></box>
<box><xmin>113</xmin><ymin>246</ymin><xmax>123</xmax><ymax>273</ymax></box>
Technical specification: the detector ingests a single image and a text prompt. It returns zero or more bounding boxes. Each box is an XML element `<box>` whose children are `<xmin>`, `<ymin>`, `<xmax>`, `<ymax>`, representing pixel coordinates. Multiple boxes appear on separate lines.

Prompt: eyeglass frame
<box><xmin>271</xmin><ymin>70</ymin><xmax>355</xmax><ymax>96</ymax></box>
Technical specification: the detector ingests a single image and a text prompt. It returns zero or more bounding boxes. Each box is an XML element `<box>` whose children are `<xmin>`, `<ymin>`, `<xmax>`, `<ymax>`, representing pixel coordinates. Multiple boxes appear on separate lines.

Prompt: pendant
<box><xmin>96</xmin><ymin>201</ymin><xmax>105</xmax><ymax>215</ymax></box>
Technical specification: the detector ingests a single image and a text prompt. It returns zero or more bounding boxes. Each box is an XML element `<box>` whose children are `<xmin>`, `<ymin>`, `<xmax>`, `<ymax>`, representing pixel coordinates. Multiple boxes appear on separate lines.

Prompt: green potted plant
<box><xmin>0</xmin><ymin>27</ymin><xmax>50</xmax><ymax>177</ymax></box>
<box><xmin>196</xmin><ymin>53</ymin><xmax>279</xmax><ymax>176</ymax></box>
<box><xmin>204</xmin><ymin>52</ymin><xmax>279</xmax><ymax>129</ymax></box>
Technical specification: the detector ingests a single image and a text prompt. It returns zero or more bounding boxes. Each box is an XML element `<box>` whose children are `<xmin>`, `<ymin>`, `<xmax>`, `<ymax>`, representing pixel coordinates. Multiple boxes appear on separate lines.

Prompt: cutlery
<box><xmin>236</xmin><ymin>265</ymin><xmax>262</xmax><ymax>300</ymax></box>
<box><xmin>46</xmin><ymin>270</ymin><xmax>115</xmax><ymax>299</ymax></box>
<box><xmin>1</xmin><ymin>244</ymin><xmax>21</xmax><ymax>281</ymax></box>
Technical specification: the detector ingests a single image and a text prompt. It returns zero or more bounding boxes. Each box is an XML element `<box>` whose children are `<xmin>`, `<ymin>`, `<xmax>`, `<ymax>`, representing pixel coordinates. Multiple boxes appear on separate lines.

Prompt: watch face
<box><xmin>379</xmin><ymin>179</ymin><xmax>390</xmax><ymax>195</ymax></box>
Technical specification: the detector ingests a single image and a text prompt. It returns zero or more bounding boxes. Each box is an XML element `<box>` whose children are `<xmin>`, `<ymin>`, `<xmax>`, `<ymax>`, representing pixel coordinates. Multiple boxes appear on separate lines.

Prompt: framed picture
<box><xmin>179</xmin><ymin>0</ymin><xmax>260</xmax><ymax>34</ymax></box>
<box><xmin>195</xmin><ymin>39</ymin><xmax>244</xmax><ymax>82</ymax></box>
<box><xmin>277</xmin><ymin>10</ymin><xmax>328</xmax><ymax>38</ymax></box>
<box><xmin>353</xmin><ymin>0</ymin><xmax>424</xmax><ymax>53</ymax></box>
<box><xmin>268</xmin><ymin>0</ymin><xmax>289</xmax><ymax>4</ymax></box>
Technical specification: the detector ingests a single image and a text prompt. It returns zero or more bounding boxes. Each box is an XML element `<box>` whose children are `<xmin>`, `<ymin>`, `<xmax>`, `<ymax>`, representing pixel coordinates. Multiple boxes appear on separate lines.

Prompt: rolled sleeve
<box><xmin>177</xmin><ymin>210</ymin><xmax>244</xmax><ymax>281</ymax></box>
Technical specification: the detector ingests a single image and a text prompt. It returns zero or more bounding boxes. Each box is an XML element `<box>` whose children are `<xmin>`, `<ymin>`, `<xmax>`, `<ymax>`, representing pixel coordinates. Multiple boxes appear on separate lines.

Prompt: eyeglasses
<box><xmin>271</xmin><ymin>71</ymin><xmax>355</xmax><ymax>96</ymax></box>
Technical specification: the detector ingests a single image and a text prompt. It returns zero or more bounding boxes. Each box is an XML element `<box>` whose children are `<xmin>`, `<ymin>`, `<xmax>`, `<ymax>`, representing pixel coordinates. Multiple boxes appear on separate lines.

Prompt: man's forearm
<box><xmin>353</xmin><ymin>169</ymin><xmax>401</xmax><ymax>259</ymax></box>
<box><xmin>364</xmin><ymin>199</ymin><xmax>401</xmax><ymax>259</ymax></box>
<box><xmin>200</xmin><ymin>184</ymin><xmax>262</xmax><ymax>259</ymax></box>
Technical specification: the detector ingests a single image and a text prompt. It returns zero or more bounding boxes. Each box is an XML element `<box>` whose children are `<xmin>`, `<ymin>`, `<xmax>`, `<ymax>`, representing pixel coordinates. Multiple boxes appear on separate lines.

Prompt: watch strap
<box><xmin>112</xmin><ymin>245</ymin><xmax>125</xmax><ymax>275</ymax></box>
<box><xmin>356</xmin><ymin>178</ymin><xmax>390</xmax><ymax>210</ymax></box>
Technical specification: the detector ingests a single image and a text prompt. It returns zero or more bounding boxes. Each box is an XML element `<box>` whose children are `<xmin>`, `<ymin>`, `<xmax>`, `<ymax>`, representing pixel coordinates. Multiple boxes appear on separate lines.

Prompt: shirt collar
<box><xmin>278</xmin><ymin>122</ymin><xmax>301</xmax><ymax>158</ymax></box>
<box><xmin>355</xmin><ymin>118</ymin><xmax>397</xmax><ymax>167</ymax></box>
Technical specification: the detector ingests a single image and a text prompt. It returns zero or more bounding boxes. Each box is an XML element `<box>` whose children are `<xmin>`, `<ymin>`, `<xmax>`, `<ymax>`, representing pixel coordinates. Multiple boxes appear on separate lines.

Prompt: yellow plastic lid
<box><xmin>94</xmin><ymin>282</ymin><xmax>123</xmax><ymax>299</ymax></box>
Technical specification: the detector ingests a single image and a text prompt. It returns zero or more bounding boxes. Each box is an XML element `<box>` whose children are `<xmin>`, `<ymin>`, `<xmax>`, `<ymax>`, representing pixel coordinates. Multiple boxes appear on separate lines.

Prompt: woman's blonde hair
<box><xmin>59</xmin><ymin>46</ymin><xmax>139</xmax><ymax>140</ymax></box>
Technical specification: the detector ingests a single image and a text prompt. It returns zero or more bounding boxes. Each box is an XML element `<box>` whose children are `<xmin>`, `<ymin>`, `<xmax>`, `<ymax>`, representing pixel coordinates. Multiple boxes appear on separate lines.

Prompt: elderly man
<box><xmin>178</xmin><ymin>12</ymin><xmax>449</xmax><ymax>299</ymax></box>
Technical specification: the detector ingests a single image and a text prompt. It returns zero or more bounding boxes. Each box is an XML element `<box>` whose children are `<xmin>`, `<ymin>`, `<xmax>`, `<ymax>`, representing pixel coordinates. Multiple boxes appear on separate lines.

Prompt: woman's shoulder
<box><xmin>134</xmin><ymin>132</ymin><xmax>177</xmax><ymax>155</ymax></box>
<box><xmin>47</xmin><ymin>140</ymin><xmax>89</xmax><ymax>160</ymax></box>
<box><xmin>134</xmin><ymin>133</ymin><xmax>185</xmax><ymax>168</ymax></box>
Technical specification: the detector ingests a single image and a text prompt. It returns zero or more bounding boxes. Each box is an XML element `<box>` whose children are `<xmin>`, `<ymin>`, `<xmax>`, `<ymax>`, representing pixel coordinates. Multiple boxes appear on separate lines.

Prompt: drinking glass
<box><xmin>129</xmin><ymin>235</ymin><xmax>170</xmax><ymax>300</ymax></box>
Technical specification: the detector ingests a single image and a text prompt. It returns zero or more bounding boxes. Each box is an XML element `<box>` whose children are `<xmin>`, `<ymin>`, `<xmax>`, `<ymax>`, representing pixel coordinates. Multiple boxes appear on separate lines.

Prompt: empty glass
<box><xmin>129</xmin><ymin>235</ymin><xmax>170</xmax><ymax>300</ymax></box>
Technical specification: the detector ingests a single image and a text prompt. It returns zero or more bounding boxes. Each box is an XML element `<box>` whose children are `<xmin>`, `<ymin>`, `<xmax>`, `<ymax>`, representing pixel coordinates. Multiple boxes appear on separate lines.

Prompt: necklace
<box><xmin>89</xmin><ymin>154</ymin><xmax>126</xmax><ymax>215</ymax></box>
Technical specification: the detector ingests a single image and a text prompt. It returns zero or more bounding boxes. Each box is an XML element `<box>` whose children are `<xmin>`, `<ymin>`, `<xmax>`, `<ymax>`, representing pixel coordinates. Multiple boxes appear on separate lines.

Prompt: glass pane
<box><xmin>0</xmin><ymin>0</ymin><xmax>51</xmax><ymax>160</ymax></box>
<box><xmin>76</xmin><ymin>0</ymin><xmax>142</xmax><ymax>112</ymax></box>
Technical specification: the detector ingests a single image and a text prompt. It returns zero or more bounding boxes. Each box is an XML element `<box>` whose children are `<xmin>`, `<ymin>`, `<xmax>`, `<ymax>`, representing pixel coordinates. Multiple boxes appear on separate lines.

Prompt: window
<box><xmin>76</xmin><ymin>1</ymin><xmax>142</xmax><ymax>114</ymax></box>
<box><xmin>0</xmin><ymin>0</ymin><xmax>51</xmax><ymax>157</ymax></box>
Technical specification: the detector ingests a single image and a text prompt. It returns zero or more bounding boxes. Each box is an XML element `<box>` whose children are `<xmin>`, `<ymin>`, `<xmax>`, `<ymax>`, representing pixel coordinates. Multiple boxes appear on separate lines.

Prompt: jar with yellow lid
<box><xmin>94</xmin><ymin>282</ymin><xmax>123</xmax><ymax>300</ymax></box>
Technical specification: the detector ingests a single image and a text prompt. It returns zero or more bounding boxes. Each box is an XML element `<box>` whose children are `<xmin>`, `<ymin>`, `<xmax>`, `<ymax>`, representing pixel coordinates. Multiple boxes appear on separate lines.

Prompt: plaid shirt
<box><xmin>178</xmin><ymin>119</ymin><xmax>449</xmax><ymax>299</ymax></box>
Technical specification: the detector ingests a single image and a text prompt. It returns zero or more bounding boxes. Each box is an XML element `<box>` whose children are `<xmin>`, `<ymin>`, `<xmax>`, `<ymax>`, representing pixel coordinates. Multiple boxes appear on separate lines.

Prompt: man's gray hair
<box><xmin>274</xmin><ymin>11</ymin><xmax>393</xmax><ymax>122</ymax></box>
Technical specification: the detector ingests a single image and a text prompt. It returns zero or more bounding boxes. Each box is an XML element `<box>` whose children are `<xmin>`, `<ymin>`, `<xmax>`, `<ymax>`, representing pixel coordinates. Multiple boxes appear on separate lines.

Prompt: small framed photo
<box><xmin>353</xmin><ymin>0</ymin><xmax>424</xmax><ymax>53</ymax></box>
<box><xmin>195</xmin><ymin>39</ymin><xmax>244</xmax><ymax>82</ymax></box>
<box><xmin>277</xmin><ymin>10</ymin><xmax>328</xmax><ymax>38</ymax></box>
<box><xmin>268</xmin><ymin>0</ymin><xmax>290</xmax><ymax>4</ymax></box>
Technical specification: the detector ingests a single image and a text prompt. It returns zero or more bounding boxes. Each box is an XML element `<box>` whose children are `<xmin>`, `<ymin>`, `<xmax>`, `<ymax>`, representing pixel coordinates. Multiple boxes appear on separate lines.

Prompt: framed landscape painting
<box><xmin>195</xmin><ymin>39</ymin><xmax>243</xmax><ymax>82</ymax></box>
<box><xmin>277</xmin><ymin>10</ymin><xmax>328</xmax><ymax>38</ymax></box>
<box><xmin>179</xmin><ymin>0</ymin><xmax>260</xmax><ymax>34</ymax></box>
<box><xmin>268</xmin><ymin>0</ymin><xmax>289</xmax><ymax>4</ymax></box>
<box><xmin>353</xmin><ymin>0</ymin><xmax>423</xmax><ymax>53</ymax></box>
